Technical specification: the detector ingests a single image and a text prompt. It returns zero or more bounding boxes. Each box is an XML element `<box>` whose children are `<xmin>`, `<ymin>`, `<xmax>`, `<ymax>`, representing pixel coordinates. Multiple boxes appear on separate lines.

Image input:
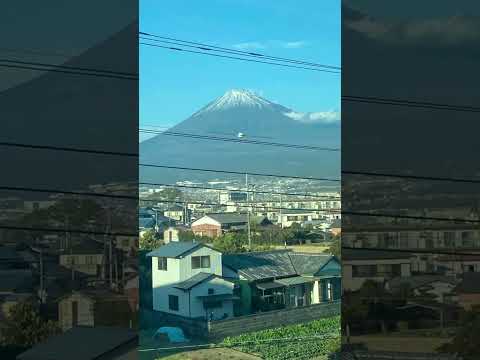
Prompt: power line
<box><xmin>342</xmin><ymin>95</ymin><xmax>480</xmax><ymax>113</ymax></box>
<box><xmin>342</xmin><ymin>246</ymin><xmax>480</xmax><ymax>257</ymax></box>
<box><xmin>342</xmin><ymin>170</ymin><xmax>480</xmax><ymax>184</ymax></box>
<box><xmin>0</xmin><ymin>141</ymin><xmax>138</xmax><ymax>157</ymax></box>
<box><xmin>0</xmin><ymin>224</ymin><xmax>137</xmax><ymax>237</ymax></box>
<box><xmin>139</xmin><ymin>32</ymin><xmax>341</xmax><ymax>70</ymax></box>
<box><xmin>0</xmin><ymin>185</ymin><xmax>137</xmax><ymax>200</ymax></box>
<box><xmin>139</xmin><ymin>181</ymin><xmax>339</xmax><ymax>200</ymax></box>
<box><xmin>343</xmin><ymin>211</ymin><xmax>480</xmax><ymax>224</ymax></box>
<box><xmin>0</xmin><ymin>58</ymin><xmax>138</xmax><ymax>78</ymax></box>
<box><xmin>139</xmin><ymin>128</ymin><xmax>340</xmax><ymax>152</ymax></box>
<box><xmin>139</xmin><ymin>163</ymin><xmax>341</xmax><ymax>182</ymax></box>
<box><xmin>140</xmin><ymin>42</ymin><xmax>340</xmax><ymax>74</ymax></box>
<box><xmin>0</xmin><ymin>62</ymin><xmax>137</xmax><ymax>81</ymax></box>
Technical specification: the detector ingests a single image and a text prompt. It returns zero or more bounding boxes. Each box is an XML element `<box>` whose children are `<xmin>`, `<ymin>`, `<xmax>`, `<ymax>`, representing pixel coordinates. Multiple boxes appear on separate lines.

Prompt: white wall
<box><xmin>191</xmin><ymin>216</ymin><xmax>220</xmax><ymax>227</ymax></box>
<box><xmin>152</xmin><ymin>246</ymin><xmax>224</xmax><ymax>316</ymax></box>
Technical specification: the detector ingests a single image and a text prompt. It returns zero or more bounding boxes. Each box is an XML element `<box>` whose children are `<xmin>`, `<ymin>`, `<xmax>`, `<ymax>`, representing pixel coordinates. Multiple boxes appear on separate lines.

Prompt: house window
<box><xmin>168</xmin><ymin>295</ymin><xmax>179</xmax><ymax>311</ymax></box>
<box><xmin>287</xmin><ymin>216</ymin><xmax>298</xmax><ymax>221</ymax></box>
<box><xmin>192</xmin><ymin>256</ymin><xmax>211</xmax><ymax>269</ymax></box>
<box><xmin>158</xmin><ymin>257</ymin><xmax>168</xmax><ymax>271</ymax></box>
<box><xmin>352</xmin><ymin>265</ymin><xmax>376</xmax><ymax>277</ymax></box>
<box><xmin>327</xmin><ymin>282</ymin><xmax>333</xmax><ymax>301</ymax></box>
<box><xmin>444</xmin><ymin>232</ymin><xmax>455</xmax><ymax>247</ymax></box>
<box><xmin>208</xmin><ymin>288</ymin><xmax>215</xmax><ymax>295</ymax></box>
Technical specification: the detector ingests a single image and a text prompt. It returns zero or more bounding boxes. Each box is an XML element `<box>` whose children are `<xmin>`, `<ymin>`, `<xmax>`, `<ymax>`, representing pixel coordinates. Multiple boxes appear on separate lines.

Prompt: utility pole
<box><xmin>246</xmin><ymin>173</ymin><xmax>251</xmax><ymax>250</ymax></box>
<box><xmin>38</xmin><ymin>247</ymin><xmax>44</xmax><ymax>303</ymax></box>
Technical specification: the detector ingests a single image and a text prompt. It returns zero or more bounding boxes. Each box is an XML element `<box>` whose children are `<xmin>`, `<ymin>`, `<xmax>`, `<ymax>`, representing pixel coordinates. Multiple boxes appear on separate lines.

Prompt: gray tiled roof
<box><xmin>174</xmin><ymin>272</ymin><xmax>216</xmax><ymax>290</ymax></box>
<box><xmin>288</xmin><ymin>253</ymin><xmax>333</xmax><ymax>275</ymax></box>
<box><xmin>387</xmin><ymin>275</ymin><xmax>457</xmax><ymax>293</ymax></box>
<box><xmin>17</xmin><ymin>326</ymin><xmax>137</xmax><ymax>360</ymax></box>
<box><xmin>223</xmin><ymin>250</ymin><xmax>340</xmax><ymax>281</ymax></box>
<box><xmin>147</xmin><ymin>241</ymin><xmax>217</xmax><ymax>258</ymax></box>
<box><xmin>223</xmin><ymin>251</ymin><xmax>297</xmax><ymax>281</ymax></box>
<box><xmin>275</xmin><ymin>276</ymin><xmax>316</xmax><ymax>286</ymax></box>
<box><xmin>207</xmin><ymin>213</ymin><xmax>249</xmax><ymax>224</ymax></box>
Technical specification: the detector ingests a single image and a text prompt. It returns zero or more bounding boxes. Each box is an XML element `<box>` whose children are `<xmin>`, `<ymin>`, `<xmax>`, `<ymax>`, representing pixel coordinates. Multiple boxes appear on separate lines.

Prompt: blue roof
<box><xmin>147</xmin><ymin>242</ymin><xmax>204</xmax><ymax>258</ymax></box>
<box><xmin>139</xmin><ymin>217</ymin><xmax>155</xmax><ymax>229</ymax></box>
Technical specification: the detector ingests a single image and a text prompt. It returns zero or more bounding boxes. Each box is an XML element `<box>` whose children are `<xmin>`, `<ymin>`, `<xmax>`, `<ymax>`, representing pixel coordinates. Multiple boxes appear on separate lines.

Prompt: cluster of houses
<box><xmin>342</xmin><ymin>224</ymin><xmax>480</xmax><ymax>331</ymax></box>
<box><xmin>147</xmin><ymin>238</ymin><xmax>341</xmax><ymax>321</ymax></box>
<box><xmin>139</xmin><ymin>203</ymin><xmax>342</xmax><ymax>243</ymax></box>
<box><xmin>0</xmin><ymin>232</ymin><xmax>139</xmax><ymax>341</ymax></box>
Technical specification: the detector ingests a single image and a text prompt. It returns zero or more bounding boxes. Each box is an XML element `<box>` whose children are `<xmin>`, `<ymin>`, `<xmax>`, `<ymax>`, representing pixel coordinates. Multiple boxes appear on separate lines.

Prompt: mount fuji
<box><xmin>140</xmin><ymin>89</ymin><xmax>340</xmax><ymax>183</ymax></box>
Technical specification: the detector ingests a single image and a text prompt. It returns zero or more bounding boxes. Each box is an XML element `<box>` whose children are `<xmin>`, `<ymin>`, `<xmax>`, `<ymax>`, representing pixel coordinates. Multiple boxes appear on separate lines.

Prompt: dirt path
<box><xmin>160</xmin><ymin>348</ymin><xmax>261</xmax><ymax>360</ymax></box>
<box><xmin>346</xmin><ymin>334</ymin><xmax>451</xmax><ymax>353</ymax></box>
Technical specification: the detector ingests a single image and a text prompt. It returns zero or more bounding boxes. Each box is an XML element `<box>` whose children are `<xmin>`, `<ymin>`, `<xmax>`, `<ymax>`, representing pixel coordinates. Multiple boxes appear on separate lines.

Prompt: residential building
<box><xmin>58</xmin><ymin>289</ymin><xmax>133</xmax><ymax>331</ymax></box>
<box><xmin>59</xmin><ymin>239</ymin><xmax>104</xmax><ymax>277</ymax></box>
<box><xmin>223</xmin><ymin>251</ymin><xmax>341</xmax><ymax>315</ymax></box>
<box><xmin>278</xmin><ymin>210</ymin><xmax>316</xmax><ymax>228</ymax></box>
<box><xmin>343</xmin><ymin>248</ymin><xmax>412</xmax><ymax>291</ymax></box>
<box><xmin>191</xmin><ymin>213</ymin><xmax>271</xmax><ymax>238</ymax></box>
<box><xmin>164</xmin><ymin>205</ymin><xmax>191</xmax><ymax>224</ymax></box>
<box><xmin>148</xmin><ymin>242</ymin><xmax>236</xmax><ymax>320</ymax></box>
<box><xmin>328</xmin><ymin>219</ymin><xmax>341</xmax><ymax>237</ymax></box>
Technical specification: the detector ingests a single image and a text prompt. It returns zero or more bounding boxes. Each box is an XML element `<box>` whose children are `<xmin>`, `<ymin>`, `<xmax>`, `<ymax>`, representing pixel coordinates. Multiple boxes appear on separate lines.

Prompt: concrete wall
<box><xmin>58</xmin><ymin>294</ymin><xmax>94</xmax><ymax>331</ymax></box>
<box><xmin>207</xmin><ymin>301</ymin><xmax>340</xmax><ymax>339</ymax></box>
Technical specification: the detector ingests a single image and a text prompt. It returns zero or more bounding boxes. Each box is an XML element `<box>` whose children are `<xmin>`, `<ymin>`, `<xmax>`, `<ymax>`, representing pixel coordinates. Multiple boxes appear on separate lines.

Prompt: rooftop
<box><xmin>17</xmin><ymin>326</ymin><xmax>137</xmax><ymax>360</ymax></box>
<box><xmin>147</xmin><ymin>241</ymin><xmax>218</xmax><ymax>258</ymax></box>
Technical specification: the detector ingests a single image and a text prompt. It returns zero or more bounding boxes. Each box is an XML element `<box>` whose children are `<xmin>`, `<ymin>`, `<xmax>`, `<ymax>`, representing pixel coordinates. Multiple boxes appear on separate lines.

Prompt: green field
<box><xmin>220</xmin><ymin>316</ymin><xmax>341</xmax><ymax>360</ymax></box>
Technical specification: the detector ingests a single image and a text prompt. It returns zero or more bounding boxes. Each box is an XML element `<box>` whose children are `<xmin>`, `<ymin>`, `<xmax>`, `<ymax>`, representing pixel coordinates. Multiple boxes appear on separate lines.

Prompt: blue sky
<box><xmin>140</xmin><ymin>0</ymin><xmax>340</xmax><ymax>141</ymax></box>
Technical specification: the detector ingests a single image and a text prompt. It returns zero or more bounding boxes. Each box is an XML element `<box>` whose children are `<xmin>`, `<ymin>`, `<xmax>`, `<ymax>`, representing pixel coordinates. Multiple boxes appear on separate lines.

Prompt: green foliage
<box><xmin>213</xmin><ymin>232</ymin><xmax>248</xmax><ymax>253</ymax></box>
<box><xmin>1</xmin><ymin>300</ymin><xmax>60</xmax><ymax>347</ymax></box>
<box><xmin>438</xmin><ymin>306</ymin><xmax>480</xmax><ymax>359</ymax></box>
<box><xmin>221</xmin><ymin>316</ymin><xmax>341</xmax><ymax>359</ymax></box>
<box><xmin>139</xmin><ymin>229</ymin><xmax>162</xmax><ymax>250</ymax></box>
<box><xmin>178</xmin><ymin>230</ymin><xmax>211</xmax><ymax>243</ymax></box>
<box><xmin>324</xmin><ymin>235</ymin><xmax>341</xmax><ymax>258</ymax></box>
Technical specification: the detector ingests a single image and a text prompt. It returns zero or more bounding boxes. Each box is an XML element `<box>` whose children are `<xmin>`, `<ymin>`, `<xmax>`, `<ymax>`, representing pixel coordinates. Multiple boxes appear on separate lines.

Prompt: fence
<box><xmin>207</xmin><ymin>300</ymin><xmax>340</xmax><ymax>339</ymax></box>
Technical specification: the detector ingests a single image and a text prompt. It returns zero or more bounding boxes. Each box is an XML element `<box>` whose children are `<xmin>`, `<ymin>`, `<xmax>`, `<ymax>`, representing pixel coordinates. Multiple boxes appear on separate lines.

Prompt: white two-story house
<box><xmin>147</xmin><ymin>241</ymin><xmax>235</xmax><ymax>320</ymax></box>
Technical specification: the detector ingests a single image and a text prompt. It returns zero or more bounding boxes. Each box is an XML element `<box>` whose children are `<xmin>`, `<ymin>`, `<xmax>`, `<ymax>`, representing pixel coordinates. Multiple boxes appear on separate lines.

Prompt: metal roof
<box><xmin>207</xmin><ymin>213</ymin><xmax>249</xmax><ymax>224</ymax></box>
<box><xmin>288</xmin><ymin>253</ymin><xmax>334</xmax><ymax>275</ymax></box>
<box><xmin>173</xmin><ymin>272</ymin><xmax>215</xmax><ymax>290</ymax></box>
<box><xmin>223</xmin><ymin>250</ymin><xmax>340</xmax><ymax>281</ymax></box>
<box><xmin>275</xmin><ymin>276</ymin><xmax>316</xmax><ymax>286</ymax></box>
<box><xmin>256</xmin><ymin>282</ymin><xmax>285</xmax><ymax>290</ymax></box>
<box><xmin>17</xmin><ymin>326</ymin><xmax>137</xmax><ymax>360</ymax></box>
<box><xmin>223</xmin><ymin>250</ymin><xmax>297</xmax><ymax>281</ymax></box>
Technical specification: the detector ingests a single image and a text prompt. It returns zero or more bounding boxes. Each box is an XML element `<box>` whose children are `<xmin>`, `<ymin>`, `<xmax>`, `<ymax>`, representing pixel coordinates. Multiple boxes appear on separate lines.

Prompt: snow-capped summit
<box><xmin>195</xmin><ymin>89</ymin><xmax>278</xmax><ymax>115</ymax></box>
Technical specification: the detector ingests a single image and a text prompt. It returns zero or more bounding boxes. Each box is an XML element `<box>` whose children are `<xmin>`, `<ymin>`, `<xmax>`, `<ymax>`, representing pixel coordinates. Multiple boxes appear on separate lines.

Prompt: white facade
<box><xmin>151</xmin><ymin>245</ymin><xmax>234</xmax><ymax>319</ymax></box>
<box><xmin>343</xmin><ymin>258</ymin><xmax>411</xmax><ymax>291</ymax></box>
<box><xmin>279</xmin><ymin>212</ymin><xmax>316</xmax><ymax>228</ymax></box>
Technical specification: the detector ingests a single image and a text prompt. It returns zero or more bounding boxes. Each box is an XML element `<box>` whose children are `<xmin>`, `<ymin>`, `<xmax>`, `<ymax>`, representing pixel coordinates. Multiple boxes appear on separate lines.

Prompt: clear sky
<box><xmin>140</xmin><ymin>0</ymin><xmax>341</xmax><ymax>141</ymax></box>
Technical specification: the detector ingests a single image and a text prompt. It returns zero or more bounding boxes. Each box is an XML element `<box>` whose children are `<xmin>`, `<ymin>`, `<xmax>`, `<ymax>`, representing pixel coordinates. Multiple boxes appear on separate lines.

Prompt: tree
<box><xmin>213</xmin><ymin>233</ymin><xmax>247</xmax><ymax>253</ymax></box>
<box><xmin>1</xmin><ymin>300</ymin><xmax>60</xmax><ymax>347</ymax></box>
<box><xmin>324</xmin><ymin>235</ymin><xmax>341</xmax><ymax>259</ymax></box>
<box><xmin>139</xmin><ymin>229</ymin><xmax>162</xmax><ymax>250</ymax></box>
<box><xmin>439</xmin><ymin>306</ymin><xmax>480</xmax><ymax>359</ymax></box>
